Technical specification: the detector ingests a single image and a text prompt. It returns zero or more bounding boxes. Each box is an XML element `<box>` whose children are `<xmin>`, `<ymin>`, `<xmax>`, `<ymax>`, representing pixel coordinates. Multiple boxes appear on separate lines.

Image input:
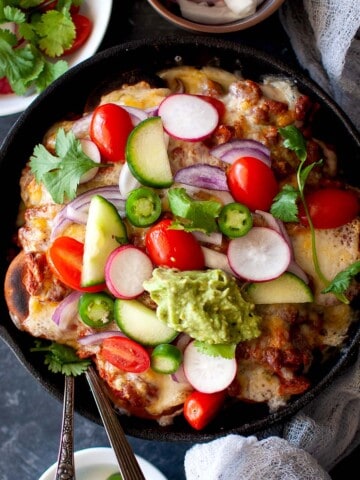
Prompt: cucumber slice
<box><xmin>246</xmin><ymin>272</ymin><xmax>314</xmax><ymax>304</ymax></box>
<box><xmin>114</xmin><ymin>299</ymin><xmax>178</xmax><ymax>346</ymax></box>
<box><xmin>125</xmin><ymin>116</ymin><xmax>173</xmax><ymax>188</ymax></box>
<box><xmin>82</xmin><ymin>195</ymin><xmax>127</xmax><ymax>287</ymax></box>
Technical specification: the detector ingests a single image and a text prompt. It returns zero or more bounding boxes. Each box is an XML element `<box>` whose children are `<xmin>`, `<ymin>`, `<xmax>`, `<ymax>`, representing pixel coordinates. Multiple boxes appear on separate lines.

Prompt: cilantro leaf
<box><xmin>33</xmin><ymin>10</ymin><xmax>75</xmax><ymax>57</ymax></box>
<box><xmin>270</xmin><ymin>184</ymin><xmax>299</xmax><ymax>222</ymax></box>
<box><xmin>30</xmin><ymin>128</ymin><xmax>104</xmax><ymax>204</ymax></box>
<box><xmin>31</xmin><ymin>340</ymin><xmax>91</xmax><ymax>376</ymax></box>
<box><xmin>168</xmin><ymin>187</ymin><xmax>222</xmax><ymax>234</ymax></box>
<box><xmin>322</xmin><ymin>261</ymin><xmax>360</xmax><ymax>296</ymax></box>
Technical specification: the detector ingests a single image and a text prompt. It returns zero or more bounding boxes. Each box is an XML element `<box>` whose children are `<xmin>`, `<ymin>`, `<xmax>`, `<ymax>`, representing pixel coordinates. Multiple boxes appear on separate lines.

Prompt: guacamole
<box><xmin>143</xmin><ymin>267</ymin><xmax>261</xmax><ymax>344</ymax></box>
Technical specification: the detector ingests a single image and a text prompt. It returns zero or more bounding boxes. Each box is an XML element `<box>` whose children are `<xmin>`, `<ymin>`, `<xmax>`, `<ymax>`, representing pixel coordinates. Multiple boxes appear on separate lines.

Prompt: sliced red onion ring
<box><xmin>174</xmin><ymin>164</ymin><xmax>229</xmax><ymax>191</ymax></box>
<box><xmin>193</xmin><ymin>230</ymin><xmax>223</xmax><ymax>246</ymax></box>
<box><xmin>112</xmin><ymin>104</ymin><xmax>149</xmax><ymax>126</ymax></box>
<box><xmin>171</xmin><ymin>364</ymin><xmax>190</xmax><ymax>384</ymax></box>
<box><xmin>71</xmin><ymin>113</ymin><xmax>92</xmax><ymax>138</ymax></box>
<box><xmin>210</xmin><ymin>139</ymin><xmax>270</xmax><ymax>158</ymax></box>
<box><xmin>78</xmin><ymin>331</ymin><xmax>126</xmax><ymax>346</ymax></box>
<box><xmin>51</xmin><ymin>186</ymin><xmax>126</xmax><ymax>240</ymax></box>
<box><xmin>79</xmin><ymin>139</ymin><xmax>101</xmax><ymax>184</ymax></box>
<box><xmin>220</xmin><ymin>147</ymin><xmax>271</xmax><ymax>168</ymax></box>
<box><xmin>175</xmin><ymin>183</ymin><xmax>234</xmax><ymax>205</ymax></box>
<box><xmin>52</xmin><ymin>291</ymin><xmax>82</xmax><ymax>329</ymax></box>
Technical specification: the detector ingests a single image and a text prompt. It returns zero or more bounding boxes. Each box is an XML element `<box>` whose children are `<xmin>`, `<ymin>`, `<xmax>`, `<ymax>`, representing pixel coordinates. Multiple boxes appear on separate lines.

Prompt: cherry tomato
<box><xmin>227</xmin><ymin>156</ymin><xmax>279</xmax><ymax>212</ymax></box>
<box><xmin>299</xmin><ymin>188</ymin><xmax>359</xmax><ymax>229</ymax></box>
<box><xmin>183</xmin><ymin>390</ymin><xmax>226</xmax><ymax>430</ymax></box>
<box><xmin>47</xmin><ymin>236</ymin><xmax>105</xmax><ymax>292</ymax></box>
<box><xmin>0</xmin><ymin>77</ymin><xmax>13</xmax><ymax>94</ymax></box>
<box><xmin>101</xmin><ymin>336</ymin><xmax>150</xmax><ymax>373</ymax></box>
<box><xmin>145</xmin><ymin>219</ymin><xmax>205</xmax><ymax>270</ymax></box>
<box><xmin>62</xmin><ymin>14</ymin><xmax>92</xmax><ymax>55</ymax></box>
<box><xmin>90</xmin><ymin>104</ymin><xmax>134</xmax><ymax>163</ymax></box>
<box><xmin>196</xmin><ymin>95</ymin><xmax>226</xmax><ymax>119</ymax></box>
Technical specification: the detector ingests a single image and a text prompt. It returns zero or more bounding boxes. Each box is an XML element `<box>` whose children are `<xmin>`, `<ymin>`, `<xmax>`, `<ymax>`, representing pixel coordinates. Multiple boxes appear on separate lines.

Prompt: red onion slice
<box><xmin>174</xmin><ymin>164</ymin><xmax>229</xmax><ymax>191</ymax></box>
<box><xmin>78</xmin><ymin>331</ymin><xmax>126</xmax><ymax>346</ymax></box>
<box><xmin>220</xmin><ymin>147</ymin><xmax>271</xmax><ymax>168</ymax></box>
<box><xmin>210</xmin><ymin>139</ymin><xmax>270</xmax><ymax>158</ymax></box>
<box><xmin>52</xmin><ymin>291</ymin><xmax>82</xmax><ymax>329</ymax></box>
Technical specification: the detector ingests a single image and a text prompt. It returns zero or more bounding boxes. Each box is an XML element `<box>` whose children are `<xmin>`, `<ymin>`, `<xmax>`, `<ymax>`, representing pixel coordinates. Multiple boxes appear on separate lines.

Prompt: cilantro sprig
<box><xmin>0</xmin><ymin>0</ymin><xmax>83</xmax><ymax>95</ymax></box>
<box><xmin>271</xmin><ymin>125</ymin><xmax>358</xmax><ymax>303</ymax></box>
<box><xmin>31</xmin><ymin>339</ymin><xmax>91</xmax><ymax>376</ymax></box>
<box><xmin>30</xmin><ymin>128</ymin><xmax>106</xmax><ymax>203</ymax></box>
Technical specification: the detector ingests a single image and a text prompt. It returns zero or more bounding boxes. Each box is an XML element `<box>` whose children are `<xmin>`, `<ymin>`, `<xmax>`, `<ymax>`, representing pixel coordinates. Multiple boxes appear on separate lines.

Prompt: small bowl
<box><xmin>147</xmin><ymin>0</ymin><xmax>285</xmax><ymax>34</ymax></box>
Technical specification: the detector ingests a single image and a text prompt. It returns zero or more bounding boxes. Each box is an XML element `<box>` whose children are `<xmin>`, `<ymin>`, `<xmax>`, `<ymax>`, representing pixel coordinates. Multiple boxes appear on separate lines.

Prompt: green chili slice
<box><xmin>125</xmin><ymin>186</ymin><xmax>162</xmax><ymax>227</ymax></box>
<box><xmin>78</xmin><ymin>292</ymin><xmax>114</xmax><ymax>328</ymax></box>
<box><xmin>218</xmin><ymin>202</ymin><xmax>253</xmax><ymax>238</ymax></box>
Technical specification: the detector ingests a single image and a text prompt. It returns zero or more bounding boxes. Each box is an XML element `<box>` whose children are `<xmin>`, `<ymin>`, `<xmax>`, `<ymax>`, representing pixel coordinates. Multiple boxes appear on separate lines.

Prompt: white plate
<box><xmin>38</xmin><ymin>447</ymin><xmax>168</xmax><ymax>480</ymax></box>
<box><xmin>0</xmin><ymin>0</ymin><xmax>113</xmax><ymax>117</ymax></box>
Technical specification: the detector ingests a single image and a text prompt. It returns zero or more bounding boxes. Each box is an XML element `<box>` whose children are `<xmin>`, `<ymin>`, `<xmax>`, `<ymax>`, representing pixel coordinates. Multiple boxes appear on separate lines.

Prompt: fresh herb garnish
<box><xmin>271</xmin><ymin>125</ymin><xmax>357</xmax><ymax>303</ymax></box>
<box><xmin>168</xmin><ymin>187</ymin><xmax>222</xmax><ymax>234</ymax></box>
<box><xmin>30</xmin><ymin>128</ymin><xmax>106</xmax><ymax>204</ymax></box>
<box><xmin>0</xmin><ymin>0</ymin><xmax>83</xmax><ymax>95</ymax></box>
<box><xmin>31</xmin><ymin>339</ymin><xmax>91</xmax><ymax>376</ymax></box>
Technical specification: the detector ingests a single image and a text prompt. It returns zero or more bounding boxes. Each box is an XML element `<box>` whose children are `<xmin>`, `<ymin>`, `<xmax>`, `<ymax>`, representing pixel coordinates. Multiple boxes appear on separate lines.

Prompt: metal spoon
<box><xmin>85</xmin><ymin>365</ymin><xmax>146</xmax><ymax>480</ymax></box>
<box><xmin>55</xmin><ymin>375</ymin><xmax>76</xmax><ymax>480</ymax></box>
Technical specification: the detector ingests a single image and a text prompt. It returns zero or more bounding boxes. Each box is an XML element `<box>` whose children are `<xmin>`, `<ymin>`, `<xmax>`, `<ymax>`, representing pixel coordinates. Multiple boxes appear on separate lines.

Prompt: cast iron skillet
<box><xmin>1</xmin><ymin>36</ymin><xmax>359</xmax><ymax>442</ymax></box>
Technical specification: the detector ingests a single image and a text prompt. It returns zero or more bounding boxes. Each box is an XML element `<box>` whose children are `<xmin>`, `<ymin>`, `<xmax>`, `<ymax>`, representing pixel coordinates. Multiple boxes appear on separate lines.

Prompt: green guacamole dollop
<box><xmin>143</xmin><ymin>267</ymin><xmax>261</xmax><ymax>344</ymax></box>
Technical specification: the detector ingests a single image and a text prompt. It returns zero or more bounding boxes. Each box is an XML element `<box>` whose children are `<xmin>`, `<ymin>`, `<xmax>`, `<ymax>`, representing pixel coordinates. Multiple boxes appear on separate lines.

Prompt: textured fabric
<box><xmin>184</xmin><ymin>354</ymin><xmax>360</xmax><ymax>479</ymax></box>
<box><xmin>279</xmin><ymin>0</ymin><xmax>360</xmax><ymax>131</ymax></box>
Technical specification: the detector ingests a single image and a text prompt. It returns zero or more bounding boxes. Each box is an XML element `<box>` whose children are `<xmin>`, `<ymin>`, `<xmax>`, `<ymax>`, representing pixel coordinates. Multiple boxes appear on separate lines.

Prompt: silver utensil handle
<box><xmin>55</xmin><ymin>375</ymin><xmax>76</xmax><ymax>480</ymax></box>
<box><xmin>85</xmin><ymin>365</ymin><xmax>146</xmax><ymax>480</ymax></box>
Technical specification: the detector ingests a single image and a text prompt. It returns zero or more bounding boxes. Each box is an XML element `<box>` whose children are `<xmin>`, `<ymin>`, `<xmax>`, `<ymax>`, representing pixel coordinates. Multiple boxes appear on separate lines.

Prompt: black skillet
<box><xmin>1</xmin><ymin>36</ymin><xmax>359</xmax><ymax>443</ymax></box>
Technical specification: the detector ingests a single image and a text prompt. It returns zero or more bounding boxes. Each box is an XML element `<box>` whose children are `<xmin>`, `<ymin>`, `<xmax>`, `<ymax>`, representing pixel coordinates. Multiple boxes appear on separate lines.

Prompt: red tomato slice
<box><xmin>0</xmin><ymin>77</ymin><xmax>13</xmax><ymax>94</ymax></box>
<box><xmin>183</xmin><ymin>390</ymin><xmax>226</xmax><ymax>430</ymax></box>
<box><xmin>63</xmin><ymin>14</ymin><xmax>92</xmax><ymax>55</ymax></box>
<box><xmin>227</xmin><ymin>156</ymin><xmax>279</xmax><ymax>212</ymax></box>
<box><xmin>101</xmin><ymin>336</ymin><xmax>150</xmax><ymax>373</ymax></box>
<box><xmin>47</xmin><ymin>236</ymin><xmax>105</xmax><ymax>292</ymax></box>
<box><xmin>299</xmin><ymin>188</ymin><xmax>359</xmax><ymax>229</ymax></box>
<box><xmin>90</xmin><ymin>104</ymin><xmax>134</xmax><ymax>163</ymax></box>
<box><xmin>145</xmin><ymin>218</ymin><xmax>205</xmax><ymax>270</ymax></box>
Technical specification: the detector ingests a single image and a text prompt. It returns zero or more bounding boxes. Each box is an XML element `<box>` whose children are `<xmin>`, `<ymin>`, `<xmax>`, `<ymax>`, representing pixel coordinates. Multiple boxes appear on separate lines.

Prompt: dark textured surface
<box><xmin>0</xmin><ymin>1</ymin><xmax>359</xmax><ymax>478</ymax></box>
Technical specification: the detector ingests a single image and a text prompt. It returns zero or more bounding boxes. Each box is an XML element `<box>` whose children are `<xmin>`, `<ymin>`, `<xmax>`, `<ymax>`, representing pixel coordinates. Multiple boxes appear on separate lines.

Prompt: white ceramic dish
<box><xmin>38</xmin><ymin>447</ymin><xmax>168</xmax><ymax>480</ymax></box>
<box><xmin>0</xmin><ymin>0</ymin><xmax>113</xmax><ymax>117</ymax></box>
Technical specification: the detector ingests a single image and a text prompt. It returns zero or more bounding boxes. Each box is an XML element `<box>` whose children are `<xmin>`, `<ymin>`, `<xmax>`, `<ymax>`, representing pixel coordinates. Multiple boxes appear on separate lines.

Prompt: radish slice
<box><xmin>174</xmin><ymin>164</ymin><xmax>228</xmax><ymax>191</ymax></box>
<box><xmin>79</xmin><ymin>139</ymin><xmax>101</xmax><ymax>183</ymax></box>
<box><xmin>210</xmin><ymin>139</ymin><xmax>270</xmax><ymax>158</ymax></box>
<box><xmin>227</xmin><ymin>226</ymin><xmax>291</xmax><ymax>281</ymax></box>
<box><xmin>183</xmin><ymin>340</ymin><xmax>237</xmax><ymax>393</ymax></box>
<box><xmin>158</xmin><ymin>93</ymin><xmax>219</xmax><ymax>141</ymax></box>
<box><xmin>105</xmin><ymin>245</ymin><xmax>154</xmax><ymax>299</ymax></box>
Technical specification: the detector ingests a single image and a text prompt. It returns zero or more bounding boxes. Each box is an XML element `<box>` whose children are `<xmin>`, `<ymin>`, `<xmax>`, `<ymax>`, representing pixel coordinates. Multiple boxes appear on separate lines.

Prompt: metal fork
<box><xmin>85</xmin><ymin>365</ymin><xmax>146</xmax><ymax>480</ymax></box>
<box><xmin>55</xmin><ymin>375</ymin><xmax>76</xmax><ymax>480</ymax></box>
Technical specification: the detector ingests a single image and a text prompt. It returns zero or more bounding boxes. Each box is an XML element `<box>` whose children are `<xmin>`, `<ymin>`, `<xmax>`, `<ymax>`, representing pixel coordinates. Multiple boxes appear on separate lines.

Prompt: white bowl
<box><xmin>0</xmin><ymin>0</ymin><xmax>113</xmax><ymax>117</ymax></box>
<box><xmin>38</xmin><ymin>447</ymin><xmax>168</xmax><ymax>480</ymax></box>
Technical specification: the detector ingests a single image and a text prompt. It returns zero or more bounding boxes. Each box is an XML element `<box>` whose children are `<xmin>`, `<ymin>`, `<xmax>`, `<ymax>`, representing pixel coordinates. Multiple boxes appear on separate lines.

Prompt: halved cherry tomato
<box><xmin>47</xmin><ymin>236</ymin><xmax>105</xmax><ymax>292</ymax></box>
<box><xmin>196</xmin><ymin>95</ymin><xmax>226</xmax><ymax>119</ymax></box>
<box><xmin>90</xmin><ymin>104</ymin><xmax>134</xmax><ymax>163</ymax></box>
<box><xmin>299</xmin><ymin>188</ymin><xmax>359</xmax><ymax>229</ymax></box>
<box><xmin>0</xmin><ymin>77</ymin><xmax>13</xmax><ymax>94</ymax></box>
<box><xmin>227</xmin><ymin>156</ymin><xmax>279</xmax><ymax>212</ymax></box>
<box><xmin>183</xmin><ymin>390</ymin><xmax>226</xmax><ymax>430</ymax></box>
<box><xmin>145</xmin><ymin>218</ymin><xmax>205</xmax><ymax>270</ymax></box>
<box><xmin>101</xmin><ymin>336</ymin><xmax>150</xmax><ymax>373</ymax></box>
<box><xmin>62</xmin><ymin>13</ymin><xmax>92</xmax><ymax>55</ymax></box>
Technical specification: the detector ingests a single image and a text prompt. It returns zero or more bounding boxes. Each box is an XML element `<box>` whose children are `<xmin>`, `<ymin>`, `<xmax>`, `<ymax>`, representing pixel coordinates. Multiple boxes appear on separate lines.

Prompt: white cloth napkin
<box><xmin>184</xmin><ymin>353</ymin><xmax>360</xmax><ymax>479</ymax></box>
<box><xmin>279</xmin><ymin>0</ymin><xmax>360</xmax><ymax>131</ymax></box>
